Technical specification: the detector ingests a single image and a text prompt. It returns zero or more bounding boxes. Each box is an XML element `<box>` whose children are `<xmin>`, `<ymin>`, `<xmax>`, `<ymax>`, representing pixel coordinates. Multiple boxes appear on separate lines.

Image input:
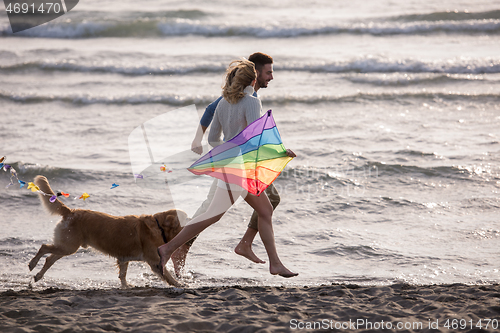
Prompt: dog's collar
<box><xmin>155</xmin><ymin>217</ymin><xmax>169</xmax><ymax>244</ymax></box>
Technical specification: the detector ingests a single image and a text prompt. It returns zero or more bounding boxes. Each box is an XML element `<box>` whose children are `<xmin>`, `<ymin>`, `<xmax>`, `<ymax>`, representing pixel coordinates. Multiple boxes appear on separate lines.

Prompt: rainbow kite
<box><xmin>188</xmin><ymin>110</ymin><xmax>293</xmax><ymax>196</ymax></box>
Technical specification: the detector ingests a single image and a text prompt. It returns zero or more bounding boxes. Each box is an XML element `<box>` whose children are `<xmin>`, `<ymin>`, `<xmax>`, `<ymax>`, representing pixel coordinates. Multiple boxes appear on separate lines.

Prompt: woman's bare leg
<box><xmin>157</xmin><ymin>186</ymin><xmax>236</xmax><ymax>271</ymax></box>
<box><xmin>235</xmin><ymin>185</ymin><xmax>279</xmax><ymax>264</ymax></box>
<box><xmin>243</xmin><ymin>193</ymin><xmax>298</xmax><ymax>278</ymax></box>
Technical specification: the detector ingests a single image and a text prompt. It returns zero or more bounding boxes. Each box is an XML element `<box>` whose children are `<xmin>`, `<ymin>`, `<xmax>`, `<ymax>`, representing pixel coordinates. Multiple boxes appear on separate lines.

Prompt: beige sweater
<box><xmin>208</xmin><ymin>86</ymin><xmax>262</xmax><ymax>147</ymax></box>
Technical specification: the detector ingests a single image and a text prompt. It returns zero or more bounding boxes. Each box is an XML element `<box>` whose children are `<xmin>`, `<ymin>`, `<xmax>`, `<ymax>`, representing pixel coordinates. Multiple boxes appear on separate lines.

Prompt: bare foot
<box><xmin>235</xmin><ymin>243</ymin><xmax>265</xmax><ymax>264</ymax></box>
<box><xmin>270</xmin><ymin>265</ymin><xmax>298</xmax><ymax>278</ymax></box>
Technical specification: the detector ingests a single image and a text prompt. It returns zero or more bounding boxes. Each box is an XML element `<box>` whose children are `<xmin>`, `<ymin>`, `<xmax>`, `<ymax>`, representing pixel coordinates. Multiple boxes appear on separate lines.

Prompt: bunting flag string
<box><xmin>134</xmin><ymin>163</ymin><xmax>172</xmax><ymax>180</ymax></box>
<box><xmin>0</xmin><ymin>156</ymin><xmax>125</xmax><ymax>203</ymax></box>
<box><xmin>1</xmin><ymin>155</ymin><xmax>176</xmax><ymax>203</ymax></box>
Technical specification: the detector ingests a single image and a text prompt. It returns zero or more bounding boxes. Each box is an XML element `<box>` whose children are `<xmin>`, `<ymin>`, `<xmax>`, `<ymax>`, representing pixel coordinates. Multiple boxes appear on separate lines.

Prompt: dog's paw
<box><xmin>172</xmin><ymin>281</ymin><xmax>183</xmax><ymax>288</ymax></box>
<box><xmin>164</xmin><ymin>274</ymin><xmax>182</xmax><ymax>288</ymax></box>
<box><xmin>28</xmin><ymin>259</ymin><xmax>37</xmax><ymax>271</ymax></box>
<box><xmin>120</xmin><ymin>283</ymin><xmax>133</xmax><ymax>289</ymax></box>
<box><xmin>172</xmin><ymin>277</ymin><xmax>186</xmax><ymax>288</ymax></box>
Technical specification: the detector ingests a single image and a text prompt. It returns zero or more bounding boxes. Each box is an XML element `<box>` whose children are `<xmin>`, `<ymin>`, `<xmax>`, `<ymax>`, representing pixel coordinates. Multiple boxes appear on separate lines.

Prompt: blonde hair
<box><xmin>222</xmin><ymin>59</ymin><xmax>257</xmax><ymax>104</ymax></box>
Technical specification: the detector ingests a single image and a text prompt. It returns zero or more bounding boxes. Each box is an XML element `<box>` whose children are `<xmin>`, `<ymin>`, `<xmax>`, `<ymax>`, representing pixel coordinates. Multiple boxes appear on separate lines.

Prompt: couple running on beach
<box><xmin>158</xmin><ymin>52</ymin><xmax>298</xmax><ymax>279</ymax></box>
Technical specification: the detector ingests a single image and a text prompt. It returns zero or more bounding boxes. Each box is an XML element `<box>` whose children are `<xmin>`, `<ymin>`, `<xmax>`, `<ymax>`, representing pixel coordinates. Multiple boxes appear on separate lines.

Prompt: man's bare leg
<box><xmin>235</xmin><ymin>185</ymin><xmax>279</xmax><ymax>264</ymax></box>
<box><xmin>235</xmin><ymin>227</ymin><xmax>265</xmax><ymax>263</ymax></box>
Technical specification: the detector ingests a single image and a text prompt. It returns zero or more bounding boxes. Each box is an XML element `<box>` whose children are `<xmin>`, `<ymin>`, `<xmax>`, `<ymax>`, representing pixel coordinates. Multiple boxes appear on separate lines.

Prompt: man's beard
<box><xmin>258</xmin><ymin>79</ymin><xmax>268</xmax><ymax>89</ymax></box>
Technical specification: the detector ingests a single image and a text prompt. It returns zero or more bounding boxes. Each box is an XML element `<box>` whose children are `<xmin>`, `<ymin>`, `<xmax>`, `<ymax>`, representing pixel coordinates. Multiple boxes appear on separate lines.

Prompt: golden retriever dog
<box><xmin>28</xmin><ymin>175</ymin><xmax>186</xmax><ymax>288</ymax></box>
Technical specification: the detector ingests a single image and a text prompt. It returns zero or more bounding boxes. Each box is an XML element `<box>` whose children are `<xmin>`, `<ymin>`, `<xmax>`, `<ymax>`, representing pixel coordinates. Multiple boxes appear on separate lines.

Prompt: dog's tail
<box><xmin>34</xmin><ymin>175</ymin><xmax>71</xmax><ymax>217</ymax></box>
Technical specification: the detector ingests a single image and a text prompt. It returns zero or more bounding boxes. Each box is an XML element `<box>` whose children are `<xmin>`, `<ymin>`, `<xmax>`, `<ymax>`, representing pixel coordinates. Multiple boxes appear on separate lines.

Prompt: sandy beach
<box><xmin>1</xmin><ymin>0</ymin><xmax>499</xmax><ymax>332</ymax></box>
<box><xmin>1</xmin><ymin>283</ymin><xmax>499</xmax><ymax>332</ymax></box>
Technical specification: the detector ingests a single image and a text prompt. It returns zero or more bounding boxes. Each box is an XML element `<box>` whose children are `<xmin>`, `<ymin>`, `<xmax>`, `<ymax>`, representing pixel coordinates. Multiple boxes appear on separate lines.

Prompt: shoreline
<box><xmin>1</xmin><ymin>283</ymin><xmax>499</xmax><ymax>332</ymax></box>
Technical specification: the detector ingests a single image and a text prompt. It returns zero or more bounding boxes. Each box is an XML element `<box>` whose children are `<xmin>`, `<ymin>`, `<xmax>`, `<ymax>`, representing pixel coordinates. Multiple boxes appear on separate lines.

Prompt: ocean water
<box><xmin>0</xmin><ymin>0</ymin><xmax>499</xmax><ymax>291</ymax></box>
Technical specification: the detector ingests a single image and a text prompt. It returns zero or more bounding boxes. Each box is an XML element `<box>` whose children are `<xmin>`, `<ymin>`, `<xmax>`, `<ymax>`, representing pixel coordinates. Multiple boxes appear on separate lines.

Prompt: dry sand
<box><xmin>1</xmin><ymin>283</ymin><xmax>499</xmax><ymax>332</ymax></box>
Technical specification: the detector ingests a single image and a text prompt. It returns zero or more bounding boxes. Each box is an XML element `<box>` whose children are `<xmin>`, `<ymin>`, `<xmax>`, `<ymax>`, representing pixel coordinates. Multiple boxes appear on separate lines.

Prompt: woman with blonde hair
<box><xmin>158</xmin><ymin>59</ymin><xmax>297</xmax><ymax>279</ymax></box>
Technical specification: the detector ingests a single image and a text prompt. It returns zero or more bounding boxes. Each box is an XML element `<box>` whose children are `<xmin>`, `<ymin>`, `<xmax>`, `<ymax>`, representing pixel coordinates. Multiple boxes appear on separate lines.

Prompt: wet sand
<box><xmin>1</xmin><ymin>283</ymin><xmax>499</xmax><ymax>332</ymax></box>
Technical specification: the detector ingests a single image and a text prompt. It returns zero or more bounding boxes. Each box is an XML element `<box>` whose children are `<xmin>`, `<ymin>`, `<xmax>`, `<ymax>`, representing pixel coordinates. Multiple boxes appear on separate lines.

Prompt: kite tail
<box><xmin>34</xmin><ymin>175</ymin><xmax>72</xmax><ymax>217</ymax></box>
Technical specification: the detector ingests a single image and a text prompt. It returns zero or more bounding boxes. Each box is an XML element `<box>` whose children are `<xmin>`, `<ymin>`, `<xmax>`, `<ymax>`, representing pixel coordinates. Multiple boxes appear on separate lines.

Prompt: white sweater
<box><xmin>208</xmin><ymin>86</ymin><xmax>262</xmax><ymax>147</ymax></box>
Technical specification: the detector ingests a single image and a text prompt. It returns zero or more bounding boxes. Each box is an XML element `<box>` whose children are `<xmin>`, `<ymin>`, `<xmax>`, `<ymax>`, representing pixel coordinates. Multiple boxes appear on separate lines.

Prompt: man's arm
<box><xmin>191</xmin><ymin>124</ymin><xmax>208</xmax><ymax>155</ymax></box>
<box><xmin>191</xmin><ymin>96</ymin><xmax>223</xmax><ymax>154</ymax></box>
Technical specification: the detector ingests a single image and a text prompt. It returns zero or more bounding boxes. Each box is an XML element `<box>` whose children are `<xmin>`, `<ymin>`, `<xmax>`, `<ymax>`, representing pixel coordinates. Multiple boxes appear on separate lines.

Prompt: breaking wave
<box><xmin>1</xmin><ymin>9</ymin><xmax>499</xmax><ymax>38</ymax></box>
<box><xmin>2</xmin><ymin>56</ymin><xmax>500</xmax><ymax>75</ymax></box>
<box><xmin>2</xmin><ymin>89</ymin><xmax>499</xmax><ymax>106</ymax></box>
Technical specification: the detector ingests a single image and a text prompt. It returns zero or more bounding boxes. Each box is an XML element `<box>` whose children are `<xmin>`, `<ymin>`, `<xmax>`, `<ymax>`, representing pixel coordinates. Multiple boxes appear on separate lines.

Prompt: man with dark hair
<box><xmin>248</xmin><ymin>52</ymin><xmax>274</xmax><ymax>90</ymax></box>
<box><xmin>178</xmin><ymin>52</ymin><xmax>280</xmax><ymax>271</ymax></box>
<box><xmin>191</xmin><ymin>52</ymin><xmax>274</xmax><ymax>155</ymax></box>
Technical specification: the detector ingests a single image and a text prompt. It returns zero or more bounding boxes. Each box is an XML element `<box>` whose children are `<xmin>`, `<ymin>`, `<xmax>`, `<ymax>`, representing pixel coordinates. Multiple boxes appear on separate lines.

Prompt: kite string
<box><xmin>253</xmin><ymin>110</ymin><xmax>272</xmax><ymax>195</ymax></box>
